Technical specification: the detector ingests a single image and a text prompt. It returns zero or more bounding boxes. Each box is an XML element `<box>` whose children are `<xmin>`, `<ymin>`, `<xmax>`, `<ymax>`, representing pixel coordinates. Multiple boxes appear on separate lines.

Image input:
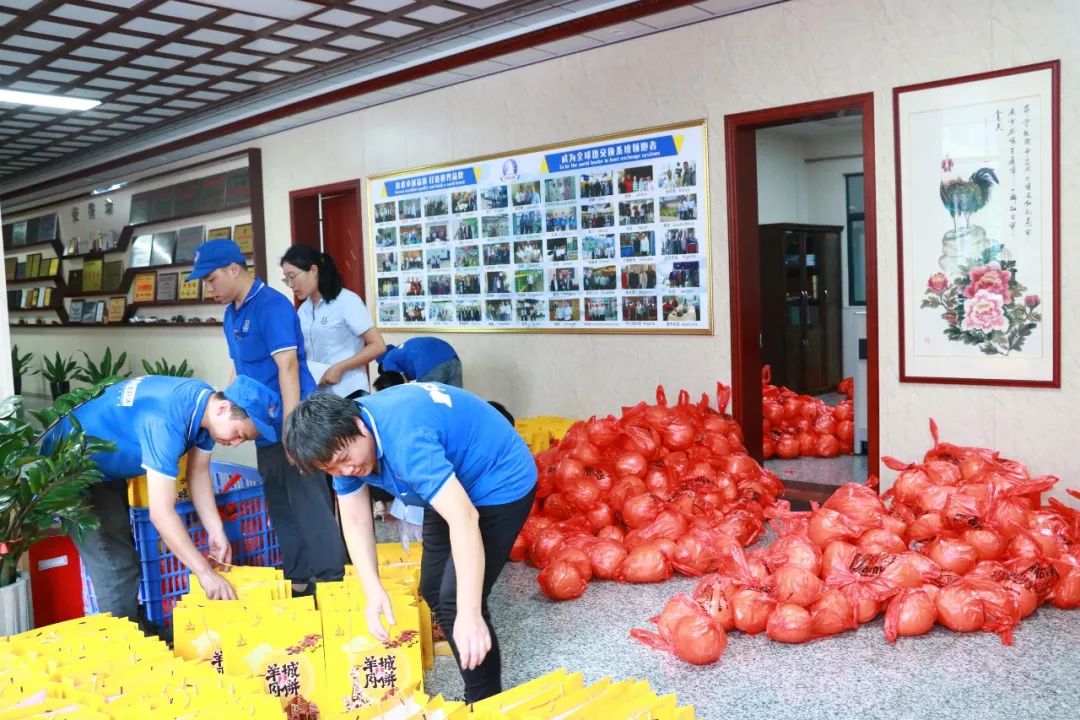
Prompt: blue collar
<box><xmin>235</xmin><ymin>277</ymin><xmax>265</xmax><ymax>310</ymax></box>
<box><xmin>357</xmin><ymin>404</ymin><xmax>385</xmax><ymax>461</ymax></box>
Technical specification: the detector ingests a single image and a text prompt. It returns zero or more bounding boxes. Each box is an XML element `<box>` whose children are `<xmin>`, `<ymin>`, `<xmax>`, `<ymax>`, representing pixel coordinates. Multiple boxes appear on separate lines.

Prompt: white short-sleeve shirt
<box><xmin>298</xmin><ymin>287</ymin><xmax>374</xmax><ymax>397</ymax></box>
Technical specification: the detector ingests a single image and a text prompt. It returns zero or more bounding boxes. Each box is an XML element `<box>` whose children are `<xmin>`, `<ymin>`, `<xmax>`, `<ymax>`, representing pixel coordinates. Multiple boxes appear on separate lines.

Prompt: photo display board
<box><xmin>368</xmin><ymin>121</ymin><xmax>709</xmax><ymax>333</ymax></box>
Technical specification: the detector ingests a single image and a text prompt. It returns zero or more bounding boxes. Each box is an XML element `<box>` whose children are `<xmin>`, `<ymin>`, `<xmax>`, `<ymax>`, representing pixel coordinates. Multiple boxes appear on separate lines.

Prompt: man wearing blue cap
<box><xmin>373</xmin><ymin>336</ymin><xmax>462</xmax><ymax>390</ymax></box>
<box><xmin>188</xmin><ymin>238</ymin><xmax>346</xmax><ymax>594</ymax></box>
<box><xmin>47</xmin><ymin>375</ymin><xmax>280</xmax><ymax>624</ymax></box>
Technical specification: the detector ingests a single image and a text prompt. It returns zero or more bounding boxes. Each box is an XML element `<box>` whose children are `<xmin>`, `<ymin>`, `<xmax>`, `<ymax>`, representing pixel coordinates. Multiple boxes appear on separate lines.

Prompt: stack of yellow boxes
<box><xmin>514</xmin><ymin>416</ymin><xmax>578</xmax><ymax>454</ymax></box>
<box><xmin>468</xmin><ymin>669</ymin><xmax>696</xmax><ymax>719</ymax></box>
<box><xmin>0</xmin><ymin>615</ymin><xmax>282</xmax><ymax>719</ymax></box>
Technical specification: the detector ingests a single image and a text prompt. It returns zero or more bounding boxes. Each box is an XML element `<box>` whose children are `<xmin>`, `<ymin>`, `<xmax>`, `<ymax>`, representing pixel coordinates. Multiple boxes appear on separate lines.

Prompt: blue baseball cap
<box><xmin>222</xmin><ymin>376</ymin><xmax>281</xmax><ymax>442</ymax></box>
<box><xmin>187</xmin><ymin>239</ymin><xmax>246</xmax><ymax>281</ymax></box>
<box><xmin>375</xmin><ymin>344</ymin><xmax>396</xmax><ymax>366</ymax></box>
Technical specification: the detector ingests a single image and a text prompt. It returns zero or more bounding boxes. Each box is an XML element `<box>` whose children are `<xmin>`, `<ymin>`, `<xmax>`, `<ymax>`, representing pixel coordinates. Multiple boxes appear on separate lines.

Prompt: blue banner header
<box><xmin>543</xmin><ymin>134</ymin><xmax>682</xmax><ymax>173</ymax></box>
<box><xmin>384</xmin><ymin>167</ymin><xmax>477</xmax><ymax>197</ymax></box>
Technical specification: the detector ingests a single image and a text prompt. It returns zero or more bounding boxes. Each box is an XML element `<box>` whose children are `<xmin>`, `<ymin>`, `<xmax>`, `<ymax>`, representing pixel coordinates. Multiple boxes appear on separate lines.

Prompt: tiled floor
<box><xmin>398</xmin><ymin>521</ymin><xmax>1079</xmax><ymax>720</ymax></box>
<box><xmin>765</xmin><ymin>453</ymin><xmax>870</xmax><ymax>488</ymax></box>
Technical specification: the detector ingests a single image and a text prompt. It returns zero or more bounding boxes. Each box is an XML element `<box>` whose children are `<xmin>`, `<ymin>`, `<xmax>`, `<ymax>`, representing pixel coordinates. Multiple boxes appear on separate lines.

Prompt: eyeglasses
<box><xmin>281</xmin><ymin>269</ymin><xmax>307</xmax><ymax>286</ymax></box>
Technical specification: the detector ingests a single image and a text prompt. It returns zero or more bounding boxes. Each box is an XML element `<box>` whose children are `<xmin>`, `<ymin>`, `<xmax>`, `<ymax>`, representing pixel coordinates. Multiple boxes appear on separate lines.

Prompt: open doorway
<box><xmin>288</xmin><ymin>180</ymin><xmax>365</xmax><ymax>298</ymax></box>
<box><xmin>725</xmin><ymin>94</ymin><xmax>878</xmax><ymax>507</ymax></box>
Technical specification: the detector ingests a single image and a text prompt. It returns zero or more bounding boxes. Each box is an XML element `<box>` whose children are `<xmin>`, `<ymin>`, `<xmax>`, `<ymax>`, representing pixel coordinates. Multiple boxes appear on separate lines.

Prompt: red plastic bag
<box><xmin>588</xmin><ymin>540</ymin><xmax>627</xmax><ymax>581</ymax></box>
<box><xmin>730</xmin><ymin>588</ymin><xmax>774</xmax><ymax>635</ymax></box>
<box><xmin>538</xmin><ymin>561</ymin><xmax>587</xmax><ymax>601</ymax></box>
<box><xmin>631</xmin><ymin>594</ymin><xmax>727</xmax><ymax>665</ymax></box>
<box><xmin>884</xmin><ymin>588</ymin><xmax>936</xmax><ymax>642</ymax></box>
<box><xmin>765</xmin><ymin>603</ymin><xmax>813</xmax><ymax>643</ymax></box>
<box><xmin>809</xmin><ymin>589</ymin><xmax>856</xmax><ymax>637</ymax></box>
<box><xmin>823</xmin><ymin>483</ymin><xmax>886</xmax><ymax>529</ymax></box>
<box><xmin>808</xmin><ymin>507</ymin><xmax>865</xmax><ymax>548</ymax></box>
<box><xmin>551</xmin><ymin>547</ymin><xmax>593</xmax><ymax>582</ymax></box>
<box><xmin>529</xmin><ymin>527</ymin><xmax>565</xmax><ymax>569</ymax></box>
<box><xmin>621</xmin><ymin>493</ymin><xmax>663</xmax><ymax>529</ymax></box>
<box><xmin>625</xmin><ymin>510</ymin><xmax>688</xmax><ymax>548</ymax></box>
<box><xmin>925</xmin><ymin>537</ymin><xmax>978</xmax><ymax>576</ymax></box>
<box><xmin>763</xmin><ymin>534</ymin><xmax>821</xmax><ymax>575</ymax></box>
<box><xmin>770</xmin><ymin>564</ymin><xmax>823</xmax><ymax>607</ymax></box>
<box><xmin>619</xmin><ymin>545</ymin><xmax>673</xmax><ymax>583</ymax></box>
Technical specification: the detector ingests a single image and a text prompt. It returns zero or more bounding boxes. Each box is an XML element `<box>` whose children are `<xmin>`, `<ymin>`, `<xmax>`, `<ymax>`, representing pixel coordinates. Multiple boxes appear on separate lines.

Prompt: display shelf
<box><xmin>65</xmin><ymin>289</ymin><xmax>126</xmax><ymax>299</ymax></box>
<box><xmin>126</xmin><ymin>251</ymin><xmax>253</xmax><ymax>274</ymax></box>
<box><xmin>8</xmin><ymin>304</ymin><xmax>69</xmax><ymax>323</ymax></box>
<box><xmin>7</xmin><ymin>275</ymin><xmax>64</xmax><ymax>288</ymax></box>
<box><xmin>3</xmin><ymin>239</ymin><xmax>62</xmax><ymax>253</ymax></box>
<box><xmin>10</xmin><ymin>320</ymin><xmax>221</xmax><ymax>329</ymax></box>
<box><xmin>129</xmin><ymin>205</ymin><xmax>250</xmax><ymax>232</ymax></box>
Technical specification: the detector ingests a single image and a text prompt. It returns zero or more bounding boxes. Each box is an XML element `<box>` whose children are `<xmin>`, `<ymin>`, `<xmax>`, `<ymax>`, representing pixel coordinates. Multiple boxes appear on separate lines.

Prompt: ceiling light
<box><xmin>0</xmin><ymin>89</ymin><xmax>101</xmax><ymax>111</ymax></box>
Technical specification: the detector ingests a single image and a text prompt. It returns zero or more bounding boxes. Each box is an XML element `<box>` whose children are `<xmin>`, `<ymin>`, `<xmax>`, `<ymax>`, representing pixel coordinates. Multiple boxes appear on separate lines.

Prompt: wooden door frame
<box><xmin>287</xmin><ymin>179</ymin><xmax>366</xmax><ymax>296</ymax></box>
<box><xmin>724</xmin><ymin>92</ymin><xmax>880</xmax><ymax>482</ymax></box>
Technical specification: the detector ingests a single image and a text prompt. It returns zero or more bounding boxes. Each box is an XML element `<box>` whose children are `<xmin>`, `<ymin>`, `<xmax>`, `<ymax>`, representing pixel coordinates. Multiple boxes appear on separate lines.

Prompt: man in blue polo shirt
<box><xmin>188</xmin><ymin>239</ymin><xmax>346</xmax><ymax>594</ymax></box>
<box><xmin>373</xmin><ymin>337</ymin><xmax>461</xmax><ymax>389</ymax></box>
<box><xmin>283</xmin><ymin>384</ymin><xmax>537</xmax><ymax>703</ymax></box>
<box><xmin>47</xmin><ymin>375</ymin><xmax>280</xmax><ymax>625</ymax></box>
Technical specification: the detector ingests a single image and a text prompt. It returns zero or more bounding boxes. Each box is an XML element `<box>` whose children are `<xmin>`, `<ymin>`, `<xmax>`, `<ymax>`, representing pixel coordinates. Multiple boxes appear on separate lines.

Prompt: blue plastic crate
<box><xmin>82</xmin><ymin>467</ymin><xmax>281</xmax><ymax>627</ymax></box>
<box><xmin>210</xmin><ymin>461</ymin><xmax>263</xmax><ymax>494</ymax></box>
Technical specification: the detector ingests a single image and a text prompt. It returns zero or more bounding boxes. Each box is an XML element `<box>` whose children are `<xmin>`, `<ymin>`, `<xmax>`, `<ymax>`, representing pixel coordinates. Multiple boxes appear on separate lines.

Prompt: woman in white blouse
<box><xmin>281</xmin><ymin>245</ymin><xmax>386</xmax><ymax>399</ymax></box>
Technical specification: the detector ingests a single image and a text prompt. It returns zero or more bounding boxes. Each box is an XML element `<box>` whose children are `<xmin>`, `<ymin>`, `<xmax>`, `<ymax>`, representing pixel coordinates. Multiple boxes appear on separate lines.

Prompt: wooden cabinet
<box><xmin>759</xmin><ymin>223</ymin><xmax>843</xmax><ymax>395</ymax></box>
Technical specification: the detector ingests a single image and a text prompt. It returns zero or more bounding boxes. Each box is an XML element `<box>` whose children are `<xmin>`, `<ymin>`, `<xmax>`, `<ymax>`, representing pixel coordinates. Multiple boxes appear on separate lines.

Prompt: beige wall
<box><xmin>9</xmin><ymin>0</ymin><xmax>1079</xmax><ymax>497</ymax></box>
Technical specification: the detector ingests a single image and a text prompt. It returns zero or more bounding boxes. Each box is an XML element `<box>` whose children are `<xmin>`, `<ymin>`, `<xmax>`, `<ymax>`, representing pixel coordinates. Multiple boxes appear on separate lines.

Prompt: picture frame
<box><xmin>367</xmin><ymin>119</ymin><xmax>710</xmax><ymax>334</ymax></box>
<box><xmin>133</xmin><ymin>272</ymin><xmax>157</xmax><ymax>302</ymax></box>
<box><xmin>894</xmin><ymin>61</ymin><xmax>1059</xmax><ymax>387</ymax></box>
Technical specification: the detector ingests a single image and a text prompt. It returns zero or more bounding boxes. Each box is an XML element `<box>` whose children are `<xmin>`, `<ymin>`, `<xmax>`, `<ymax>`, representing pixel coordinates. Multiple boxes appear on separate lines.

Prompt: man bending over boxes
<box><xmin>284</xmin><ymin>383</ymin><xmax>537</xmax><ymax>703</ymax></box>
<box><xmin>45</xmin><ymin>374</ymin><xmax>280</xmax><ymax>626</ymax></box>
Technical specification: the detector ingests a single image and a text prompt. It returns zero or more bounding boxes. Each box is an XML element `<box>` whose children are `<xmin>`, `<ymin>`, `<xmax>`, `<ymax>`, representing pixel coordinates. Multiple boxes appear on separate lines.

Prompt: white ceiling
<box><xmin>1</xmin><ymin>0</ymin><xmax>788</xmax><ymax>206</ymax></box>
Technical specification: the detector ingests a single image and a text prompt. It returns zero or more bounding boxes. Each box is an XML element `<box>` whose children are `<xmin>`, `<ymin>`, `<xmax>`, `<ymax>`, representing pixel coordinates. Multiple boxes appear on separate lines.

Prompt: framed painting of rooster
<box><xmin>894</xmin><ymin>61</ymin><xmax>1059</xmax><ymax>387</ymax></box>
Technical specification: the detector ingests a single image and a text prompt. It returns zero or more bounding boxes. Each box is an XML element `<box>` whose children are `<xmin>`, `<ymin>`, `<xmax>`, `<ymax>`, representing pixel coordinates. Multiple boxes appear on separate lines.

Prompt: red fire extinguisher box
<box><xmin>28</xmin><ymin>535</ymin><xmax>85</xmax><ymax>627</ymax></box>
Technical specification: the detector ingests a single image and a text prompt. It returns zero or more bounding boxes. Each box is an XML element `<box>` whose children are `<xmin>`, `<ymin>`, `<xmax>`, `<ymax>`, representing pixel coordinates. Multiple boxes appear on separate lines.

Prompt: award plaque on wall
<box><xmin>224</xmin><ymin>167</ymin><xmax>251</xmax><ymax>207</ymax></box>
<box><xmin>69</xmin><ymin>299</ymin><xmax>84</xmax><ymax>323</ymax></box>
<box><xmin>14</xmin><ymin>262</ymin><xmax>25</xmax><ymax>280</ymax></box>
<box><xmin>82</xmin><ymin>259</ymin><xmax>103</xmax><ymax>292</ymax></box>
<box><xmin>198</xmin><ymin>173</ymin><xmax>227</xmax><ymax>212</ymax></box>
<box><xmin>102</xmin><ymin>260</ymin><xmax>124</xmax><ymax>292</ymax></box>
<box><xmin>41</xmin><ymin>287</ymin><xmax>53</xmax><ymax>307</ymax></box>
<box><xmin>207</xmin><ymin>226</ymin><xmax>231</xmax><ymax>240</ymax></box>
<box><xmin>11</xmin><ymin>220</ymin><xmax>28</xmax><ymax>247</ymax></box>
<box><xmin>173</xmin><ymin>180</ymin><xmax>200</xmax><ymax>216</ymax></box>
<box><xmin>129</xmin><ymin>192</ymin><xmax>151</xmax><ymax>224</ymax></box>
<box><xmin>81</xmin><ymin>300</ymin><xmax>98</xmax><ymax>324</ymax></box>
<box><xmin>47</xmin><ymin>258</ymin><xmax>60</xmax><ymax>277</ymax></box>
<box><xmin>67</xmin><ymin>269</ymin><xmax>82</xmax><ymax>292</ymax></box>
<box><xmin>179</xmin><ymin>278</ymin><xmax>201</xmax><ymax>301</ymax></box>
<box><xmin>37</xmin><ymin>214</ymin><xmax>57</xmax><ymax>242</ymax></box>
<box><xmin>150</xmin><ymin>231</ymin><xmax>177</xmax><ymax>266</ymax></box>
<box><xmin>25</xmin><ymin>253</ymin><xmax>41</xmax><ymax>279</ymax></box>
<box><xmin>233</xmin><ymin>223</ymin><xmax>254</xmax><ymax>254</ymax></box>
<box><xmin>130</xmin><ymin>234</ymin><xmax>153</xmax><ymax>267</ymax></box>
<box><xmin>175</xmin><ymin>225</ymin><xmax>204</xmax><ymax>263</ymax></box>
<box><xmin>107</xmin><ymin>296</ymin><xmax>126</xmax><ymax>323</ymax></box>
<box><xmin>4</xmin><ymin>258</ymin><xmax>15</xmax><ymax>280</ymax></box>
<box><xmin>149</xmin><ymin>186</ymin><xmax>175</xmax><ymax>222</ymax></box>
<box><xmin>133</xmin><ymin>272</ymin><xmax>156</xmax><ymax>302</ymax></box>
<box><xmin>157</xmin><ymin>272</ymin><xmax>179</xmax><ymax>302</ymax></box>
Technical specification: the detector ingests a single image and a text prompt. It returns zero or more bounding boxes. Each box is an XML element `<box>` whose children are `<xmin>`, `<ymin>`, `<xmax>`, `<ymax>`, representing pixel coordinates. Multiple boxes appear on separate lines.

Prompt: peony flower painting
<box><xmin>897</xmin><ymin>61</ymin><xmax>1058</xmax><ymax>385</ymax></box>
<box><xmin>922</xmin><ymin>256</ymin><xmax>1041</xmax><ymax>356</ymax></box>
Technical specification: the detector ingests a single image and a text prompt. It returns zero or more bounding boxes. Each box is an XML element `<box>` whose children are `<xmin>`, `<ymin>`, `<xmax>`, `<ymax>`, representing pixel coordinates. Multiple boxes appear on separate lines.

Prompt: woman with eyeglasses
<box><xmin>280</xmin><ymin>245</ymin><xmax>387</xmax><ymax>400</ymax></box>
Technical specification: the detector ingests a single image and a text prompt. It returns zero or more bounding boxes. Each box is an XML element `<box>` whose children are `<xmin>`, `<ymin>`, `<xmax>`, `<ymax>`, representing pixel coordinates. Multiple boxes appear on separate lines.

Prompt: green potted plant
<box><xmin>141</xmin><ymin>357</ymin><xmax>194</xmax><ymax>377</ymax></box>
<box><xmin>77</xmin><ymin>348</ymin><xmax>130</xmax><ymax>385</ymax></box>
<box><xmin>10</xmin><ymin>345</ymin><xmax>36</xmax><ymax>396</ymax></box>
<box><xmin>41</xmin><ymin>353</ymin><xmax>80</xmax><ymax>400</ymax></box>
<box><xmin>0</xmin><ymin>387</ymin><xmax>114</xmax><ymax>635</ymax></box>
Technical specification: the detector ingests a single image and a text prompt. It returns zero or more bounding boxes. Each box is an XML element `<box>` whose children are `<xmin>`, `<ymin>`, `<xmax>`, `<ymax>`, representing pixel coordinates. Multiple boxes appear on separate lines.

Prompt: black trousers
<box><xmin>256</xmin><ymin>442</ymin><xmax>346</xmax><ymax>583</ymax></box>
<box><xmin>419</xmin><ymin>486</ymin><xmax>536</xmax><ymax>703</ymax></box>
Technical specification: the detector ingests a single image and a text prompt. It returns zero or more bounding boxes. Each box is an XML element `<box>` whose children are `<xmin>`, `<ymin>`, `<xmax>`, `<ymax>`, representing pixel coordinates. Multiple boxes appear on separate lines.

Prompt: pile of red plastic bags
<box><xmin>632</xmin><ymin>420</ymin><xmax>1079</xmax><ymax>665</ymax></box>
<box><xmin>762</xmin><ymin>367</ymin><xmax>856</xmax><ymax>459</ymax></box>
<box><xmin>511</xmin><ymin>384</ymin><xmax>785</xmax><ymax>601</ymax></box>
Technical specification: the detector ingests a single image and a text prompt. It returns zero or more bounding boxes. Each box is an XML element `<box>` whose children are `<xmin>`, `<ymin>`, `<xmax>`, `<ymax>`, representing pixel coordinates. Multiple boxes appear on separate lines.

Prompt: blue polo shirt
<box><xmin>332</xmin><ymin>383</ymin><xmax>536</xmax><ymax>508</ymax></box>
<box><xmin>224</xmin><ymin>278</ymin><xmax>317</xmax><ymax>445</ymax></box>
<box><xmin>46</xmin><ymin>376</ymin><xmax>215</xmax><ymax>480</ymax></box>
<box><xmin>381</xmin><ymin>338</ymin><xmax>458</xmax><ymax>381</ymax></box>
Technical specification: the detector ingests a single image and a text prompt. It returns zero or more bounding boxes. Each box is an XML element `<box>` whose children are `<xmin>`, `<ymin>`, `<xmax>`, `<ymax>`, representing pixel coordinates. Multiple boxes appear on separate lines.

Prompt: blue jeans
<box><xmin>419</xmin><ymin>358</ymin><xmax>462</xmax><ymax>388</ymax></box>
